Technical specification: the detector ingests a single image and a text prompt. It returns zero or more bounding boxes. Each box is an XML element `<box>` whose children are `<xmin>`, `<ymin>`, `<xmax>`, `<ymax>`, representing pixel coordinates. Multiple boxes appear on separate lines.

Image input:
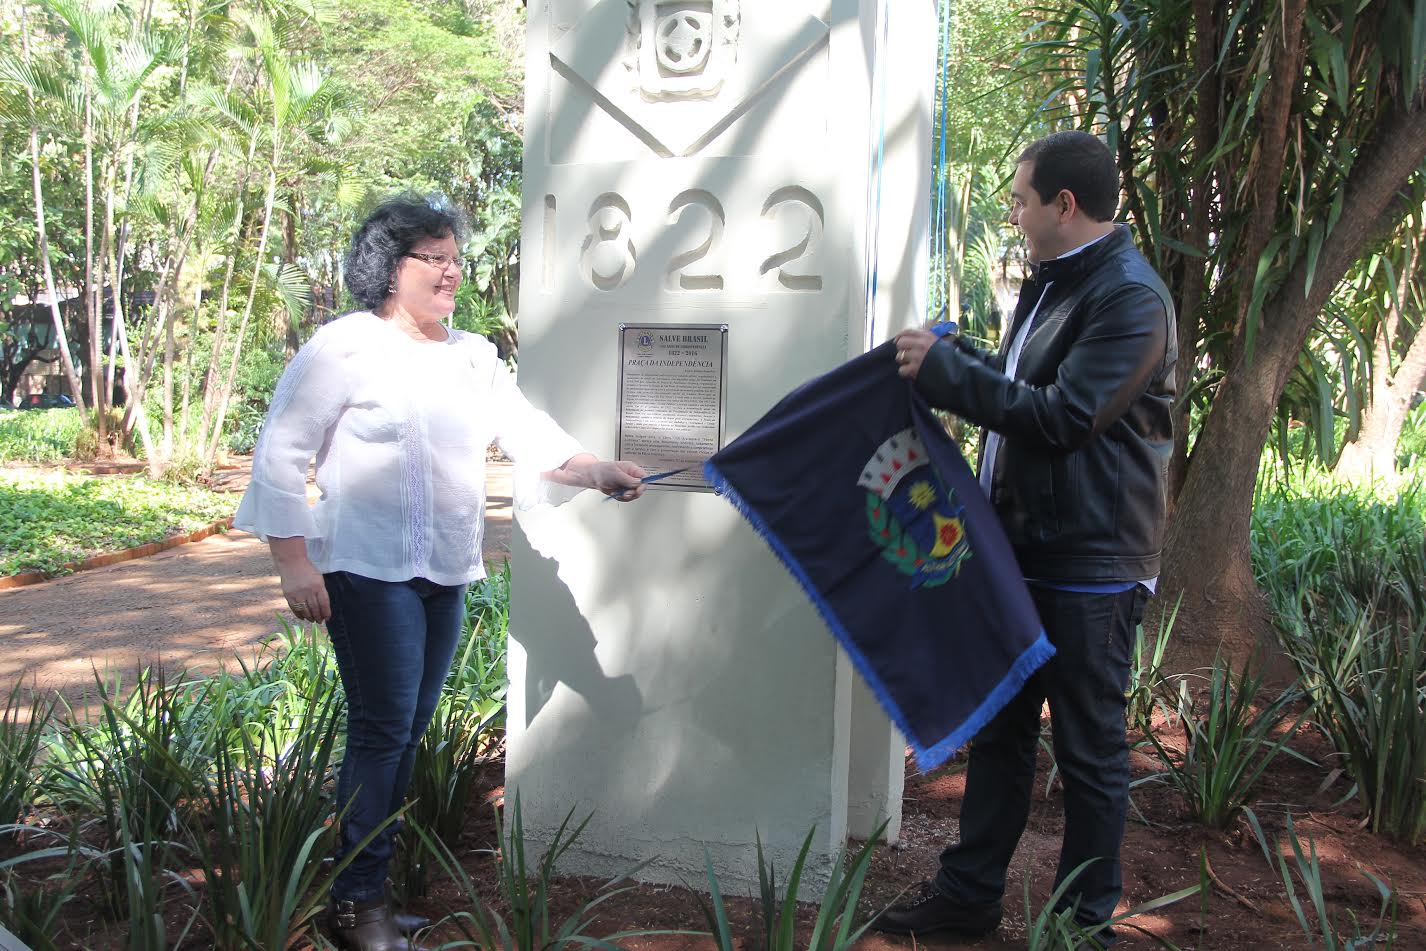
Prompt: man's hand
<box><xmin>894</xmin><ymin>329</ymin><xmax>941</xmax><ymax>380</ymax></box>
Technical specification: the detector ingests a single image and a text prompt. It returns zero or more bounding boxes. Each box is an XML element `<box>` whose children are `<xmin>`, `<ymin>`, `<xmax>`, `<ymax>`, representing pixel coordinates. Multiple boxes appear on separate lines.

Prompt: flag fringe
<box><xmin>703</xmin><ymin>460</ymin><xmax>1053</xmax><ymax>772</ymax></box>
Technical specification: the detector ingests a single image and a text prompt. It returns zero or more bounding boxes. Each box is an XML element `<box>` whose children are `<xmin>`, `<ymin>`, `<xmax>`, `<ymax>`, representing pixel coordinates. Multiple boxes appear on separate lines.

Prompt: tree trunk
<box><xmin>198</xmin><ymin>131</ymin><xmax>258</xmax><ymax>448</ymax></box>
<box><xmin>206</xmin><ymin>166</ymin><xmax>278</xmax><ymax>464</ymax></box>
<box><xmin>161</xmin><ymin>287</ymin><xmax>176</xmax><ymax>460</ymax></box>
<box><xmin>19</xmin><ymin>2</ymin><xmax>86</xmax><ymax>414</ymax></box>
<box><xmin>1336</xmin><ymin>328</ymin><xmax>1426</xmax><ymax>480</ymax></box>
<box><xmin>84</xmin><ymin>74</ymin><xmax>106</xmax><ymax>448</ymax></box>
<box><xmin>1166</xmin><ymin>0</ymin><xmax>1220</xmax><ymax>508</ymax></box>
<box><xmin>107</xmin><ymin>246</ymin><xmax>158</xmax><ymax>474</ymax></box>
<box><xmin>102</xmin><ymin>170</ymin><xmax>121</xmax><ymax>412</ymax></box>
<box><xmin>1335</xmin><ymin>213</ymin><xmax>1426</xmax><ymax>480</ymax></box>
<box><xmin>1164</xmin><ymin>102</ymin><xmax>1426</xmax><ymax>667</ymax></box>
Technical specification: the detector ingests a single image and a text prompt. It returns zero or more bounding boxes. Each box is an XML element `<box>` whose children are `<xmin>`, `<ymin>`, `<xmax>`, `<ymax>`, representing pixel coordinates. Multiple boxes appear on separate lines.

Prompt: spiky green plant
<box><xmin>1022</xmin><ymin>858</ymin><xmax>1198</xmax><ymax>950</ymax></box>
<box><xmin>1276</xmin><ymin>815</ymin><xmax>1398</xmax><ymax>950</ymax></box>
<box><xmin>1142</xmin><ymin>659</ymin><xmax>1312</xmax><ymax>829</ymax></box>
<box><xmin>415</xmin><ymin>794</ymin><xmax>649</xmax><ymax>951</ymax></box>
<box><xmin>0</xmin><ymin>683</ymin><xmax>52</xmax><ymax>838</ymax></box>
<box><xmin>188</xmin><ymin>689</ymin><xmax>379</xmax><ymax>951</ymax></box>
<box><xmin>697</xmin><ymin>823</ymin><xmax>888</xmax><ymax>951</ymax></box>
<box><xmin>1256</xmin><ymin>478</ymin><xmax>1426</xmax><ymax>845</ymax></box>
<box><xmin>38</xmin><ymin>669</ymin><xmax>212</xmax><ymax>922</ymax></box>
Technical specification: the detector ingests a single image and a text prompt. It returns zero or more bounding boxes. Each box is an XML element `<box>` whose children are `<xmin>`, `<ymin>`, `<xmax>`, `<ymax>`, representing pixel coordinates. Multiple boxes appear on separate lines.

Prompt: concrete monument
<box><xmin>509</xmin><ymin>0</ymin><xmax>936</xmax><ymax>888</ymax></box>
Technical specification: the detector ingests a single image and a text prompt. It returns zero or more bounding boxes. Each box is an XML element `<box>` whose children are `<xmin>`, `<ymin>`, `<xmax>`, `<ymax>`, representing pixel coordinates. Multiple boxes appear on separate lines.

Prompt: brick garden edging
<box><xmin>0</xmin><ymin>517</ymin><xmax>236</xmax><ymax>590</ymax></box>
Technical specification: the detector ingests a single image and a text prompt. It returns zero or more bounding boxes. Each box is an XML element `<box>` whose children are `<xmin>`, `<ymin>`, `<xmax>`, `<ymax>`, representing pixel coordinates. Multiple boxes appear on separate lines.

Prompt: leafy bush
<box><xmin>224</xmin><ymin>344</ymin><xmax>285</xmax><ymax>454</ymax></box>
<box><xmin>0</xmin><ymin>469</ymin><xmax>235</xmax><ymax>576</ymax></box>
<box><xmin>1254</xmin><ymin>476</ymin><xmax>1426</xmax><ymax>845</ymax></box>
<box><xmin>0</xmin><ymin>408</ymin><xmax>83</xmax><ymax>463</ymax></box>
<box><xmin>191</xmin><ymin>690</ymin><xmax>377</xmax><ymax>951</ymax></box>
<box><xmin>40</xmin><ymin>671</ymin><xmax>211</xmax><ymax>924</ymax></box>
<box><xmin>1127</xmin><ymin>596</ymin><xmax>1179</xmax><ymax>729</ymax></box>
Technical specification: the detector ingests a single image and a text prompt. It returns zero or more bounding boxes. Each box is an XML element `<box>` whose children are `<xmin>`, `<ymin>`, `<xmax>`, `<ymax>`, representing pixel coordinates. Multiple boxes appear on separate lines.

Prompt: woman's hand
<box><xmin>553</xmin><ymin>454</ymin><xmax>647</xmax><ymax>501</ymax></box>
<box><xmin>269</xmin><ymin>536</ymin><xmax>331</xmax><ymax>623</ymax></box>
<box><xmin>590</xmin><ymin>459</ymin><xmax>647</xmax><ymax>501</ymax></box>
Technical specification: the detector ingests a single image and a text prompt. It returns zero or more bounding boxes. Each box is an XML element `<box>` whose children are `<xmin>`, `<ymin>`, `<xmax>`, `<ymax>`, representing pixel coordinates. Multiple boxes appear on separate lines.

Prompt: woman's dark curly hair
<box><xmin>344</xmin><ymin>194</ymin><xmax>468</xmax><ymax>310</ymax></box>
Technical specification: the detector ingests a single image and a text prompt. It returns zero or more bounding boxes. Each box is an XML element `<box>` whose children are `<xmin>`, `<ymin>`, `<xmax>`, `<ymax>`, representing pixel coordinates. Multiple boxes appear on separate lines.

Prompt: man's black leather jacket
<box><xmin>916</xmin><ymin>225</ymin><xmax>1177</xmax><ymax>582</ymax></box>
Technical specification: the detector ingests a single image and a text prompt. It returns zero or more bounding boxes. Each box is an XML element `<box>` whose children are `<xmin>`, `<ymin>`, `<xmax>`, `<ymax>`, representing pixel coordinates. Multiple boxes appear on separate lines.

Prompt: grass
<box><xmin>0</xmin><ymin>468</ymin><xmax>236</xmax><ymax>576</ymax></box>
<box><xmin>0</xmin><ymin>409</ymin><xmax>83</xmax><ymax>464</ymax></box>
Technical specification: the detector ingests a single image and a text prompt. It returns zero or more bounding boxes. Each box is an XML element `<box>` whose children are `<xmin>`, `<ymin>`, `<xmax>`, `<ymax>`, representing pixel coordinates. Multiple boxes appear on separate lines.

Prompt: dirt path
<box><xmin>0</xmin><ymin>462</ymin><xmax>514</xmax><ymax>707</ymax></box>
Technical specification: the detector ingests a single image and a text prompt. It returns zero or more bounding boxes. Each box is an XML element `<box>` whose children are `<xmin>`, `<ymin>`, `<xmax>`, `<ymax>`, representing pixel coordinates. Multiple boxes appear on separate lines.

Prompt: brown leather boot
<box><xmin>329</xmin><ymin>897</ymin><xmax>423</xmax><ymax>951</ymax></box>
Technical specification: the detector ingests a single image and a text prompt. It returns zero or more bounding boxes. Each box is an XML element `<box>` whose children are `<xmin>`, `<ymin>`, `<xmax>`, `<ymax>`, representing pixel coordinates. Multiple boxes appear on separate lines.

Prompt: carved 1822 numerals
<box><xmin>559</xmin><ymin>188</ymin><xmax>825</xmax><ymax>293</ymax></box>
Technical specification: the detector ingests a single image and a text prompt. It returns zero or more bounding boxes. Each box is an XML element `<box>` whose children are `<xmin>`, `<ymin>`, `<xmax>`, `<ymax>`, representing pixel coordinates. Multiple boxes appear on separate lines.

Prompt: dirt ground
<box><xmin>413</xmin><ymin>726</ymin><xmax>1426</xmax><ymax>951</ymax></box>
<box><xmin>0</xmin><ymin>459</ymin><xmax>514</xmax><ymax>710</ymax></box>
<box><xmin>5</xmin><ymin>462</ymin><xmax>1424</xmax><ymax>949</ymax></box>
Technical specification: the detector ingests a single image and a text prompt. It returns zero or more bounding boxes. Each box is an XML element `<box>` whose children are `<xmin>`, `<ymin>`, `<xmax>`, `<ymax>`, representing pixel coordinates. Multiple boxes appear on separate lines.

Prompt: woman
<box><xmin>235</xmin><ymin>195</ymin><xmax>645</xmax><ymax>951</ymax></box>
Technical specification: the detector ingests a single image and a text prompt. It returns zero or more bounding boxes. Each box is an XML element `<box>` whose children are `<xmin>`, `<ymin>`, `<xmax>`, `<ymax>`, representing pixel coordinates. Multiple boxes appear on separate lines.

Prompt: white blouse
<box><xmin>234</xmin><ymin>311</ymin><xmax>585</xmax><ymax>586</ymax></box>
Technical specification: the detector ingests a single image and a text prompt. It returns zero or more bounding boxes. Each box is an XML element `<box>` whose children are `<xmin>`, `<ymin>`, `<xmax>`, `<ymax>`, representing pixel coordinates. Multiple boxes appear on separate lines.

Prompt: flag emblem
<box><xmin>860</xmin><ymin>429</ymin><xmax>972</xmax><ymax>587</ymax></box>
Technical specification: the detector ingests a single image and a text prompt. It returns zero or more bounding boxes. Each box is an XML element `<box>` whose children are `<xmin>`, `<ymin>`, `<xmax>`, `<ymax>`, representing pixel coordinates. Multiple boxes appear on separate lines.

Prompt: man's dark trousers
<box><xmin>935</xmin><ymin>584</ymin><xmax>1149</xmax><ymax>929</ymax></box>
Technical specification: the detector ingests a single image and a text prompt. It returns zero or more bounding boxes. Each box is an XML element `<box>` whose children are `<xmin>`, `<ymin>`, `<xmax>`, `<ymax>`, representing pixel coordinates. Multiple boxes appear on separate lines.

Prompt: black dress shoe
<box><xmin>870</xmin><ymin>881</ymin><xmax>1001</xmax><ymax>937</ymax></box>
<box><xmin>329</xmin><ymin>897</ymin><xmax>425</xmax><ymax>951</ymax></box>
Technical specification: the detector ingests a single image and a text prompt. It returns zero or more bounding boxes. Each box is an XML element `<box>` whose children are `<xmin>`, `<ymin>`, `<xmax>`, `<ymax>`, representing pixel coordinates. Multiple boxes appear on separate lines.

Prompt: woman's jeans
<box><xmin>935</xmin><ymin>585</ymin><xmax>1148</xmax><ymax>933</ymax></box>
<box><xmin>324</xmin><ymin>571</ymin><xmax>467</xmax><ymax>902</ymax></box>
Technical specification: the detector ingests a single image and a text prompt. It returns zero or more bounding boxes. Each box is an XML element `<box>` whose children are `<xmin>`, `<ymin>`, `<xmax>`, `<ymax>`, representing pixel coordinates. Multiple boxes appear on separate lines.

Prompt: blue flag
<box><xmin>704</xmin><ymin>333</ymin><xmax>1054</xmax><ymax>770</ymax></box>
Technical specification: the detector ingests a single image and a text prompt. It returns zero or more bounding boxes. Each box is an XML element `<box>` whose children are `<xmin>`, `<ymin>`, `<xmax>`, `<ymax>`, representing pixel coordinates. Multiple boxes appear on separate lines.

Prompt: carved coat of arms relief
<box><xmin>625</xmin><ymin>0</ymin><xmax>741</xmax><ymax>101</ymax></box>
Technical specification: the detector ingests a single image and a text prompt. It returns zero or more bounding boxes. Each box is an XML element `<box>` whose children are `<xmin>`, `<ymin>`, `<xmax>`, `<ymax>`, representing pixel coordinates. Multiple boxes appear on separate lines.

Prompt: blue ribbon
<box><xmin>606</xmin><ymin>467</ymin><xmax>693</xmax><ymax>500</ymax></box>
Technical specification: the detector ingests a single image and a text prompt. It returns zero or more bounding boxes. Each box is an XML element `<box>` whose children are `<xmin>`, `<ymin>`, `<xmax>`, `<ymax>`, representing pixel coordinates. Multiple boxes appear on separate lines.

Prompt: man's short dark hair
<box><xmin>344</xmin><ymin>194</ymin><xmax>468</xmax><ymax>310</ymax></box>
<box><xmin>1017</xmin><ymin>131</ymin><xmax>1119</xmax><ymax>222</ymax></box>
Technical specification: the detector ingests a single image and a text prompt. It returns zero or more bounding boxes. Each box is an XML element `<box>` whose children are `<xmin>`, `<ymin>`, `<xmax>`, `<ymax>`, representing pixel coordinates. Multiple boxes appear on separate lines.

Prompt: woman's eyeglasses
<box><xmin>405</xmin><ymin>251</ymin><xmax>465</xmax><ymax>270</ymax></box>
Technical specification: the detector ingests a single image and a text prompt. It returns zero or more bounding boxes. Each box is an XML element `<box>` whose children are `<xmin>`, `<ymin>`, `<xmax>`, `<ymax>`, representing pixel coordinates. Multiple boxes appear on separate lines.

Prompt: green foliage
<box><xmin>40</xmin><ymin>670</ymin><xmax>210</xmax><ymax>925</ymax></box>
<box><xmin>395</xmin><ymin>569</ymin><xmax>510</xmax><ymax>897</ymax></box>
<box><xmin>0</xmin><ymin>407</ymin><xmax>82</xmax><ymax>463</ymax></box>
<box><xmin>1022</xmin><ymin>858</ymin><xmax>1198</xmax><ymax>950</ymax></box>
<box><xmin>1142</xmin><ymin>659</ymin><xmax>1311</xmax><ymax>830</ymax></box>
<box><xmin>1126</xmin><ymin>596</ymin><xmax>1178</xmax><ymax>729</ymax></box>
<box><xmin>0</xmin><ymin>469</ymin><xmax>235</xmax><ymax>576</ymax></box>
<box><xmin>0</xmin><ymin>0</ymin><xmax>526</xmax><ymax>472</ymax></box>
<box><xmin>0</xmin><ymin>564</ymin><xmax>512</xmax><ymax>947</ymax></box>
<box><xmin>191</xmin><ymin>690</ymin><xmax>377</xmax><ymax>951</ymax></box>
<box><xmin>0</xmin><ymin>845</ymin><xmax>84</xmax><ymax>951</ymax></box>
<box><xmin>0</xmin><ymin>683</ymin><xmax>52</xmax><ymax>836</ymax></box>
<box><xmin>1395</xmin><ymin>401</ymin><xmax>1426</xmax><ymax>470</ymax></box>
<box><xmin>416</xmin><ymin>794</ymin><xmax>646</xmax><ymax>951</ymax></box>
<box><xmin>697</xmin><ymin>824</ymin><xmax>887</xmax><ymax>951</ymax></box>
<box><xmin>1275</xmin><ymin>815</ymin><xmax>1399</xmax><ymax>950</ymax></box>
<box><xmin>1256</xmin><ymin>476</ymin><xmax>1426</xmax><ymax>845</ymax></box>
<box><xmin>224</xmin><ymin>343</ymin><xmax>285</xmax><ymax>453</ymax></box>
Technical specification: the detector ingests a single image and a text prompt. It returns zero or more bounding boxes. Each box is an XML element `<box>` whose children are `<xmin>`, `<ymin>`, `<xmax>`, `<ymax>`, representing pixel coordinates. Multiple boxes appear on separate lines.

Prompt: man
<box><xmin>874</xmin><ymin>130</ymin><xmax>1177</xmax><ymax>942</ymax></box>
